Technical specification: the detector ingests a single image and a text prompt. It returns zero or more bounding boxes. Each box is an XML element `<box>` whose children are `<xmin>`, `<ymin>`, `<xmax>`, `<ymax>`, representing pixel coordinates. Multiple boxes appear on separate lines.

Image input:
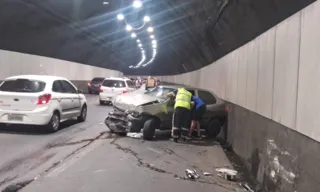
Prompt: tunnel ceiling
<box><xmin>0</xmin><ymin>0</ymin><xmax>315</xmax><ymax>76</ymax></box>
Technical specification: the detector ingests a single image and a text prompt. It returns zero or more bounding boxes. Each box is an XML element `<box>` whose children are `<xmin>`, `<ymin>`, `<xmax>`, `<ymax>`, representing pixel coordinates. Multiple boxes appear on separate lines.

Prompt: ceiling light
<box><xmin>143</xmin><ymin>16</ymin><xmax>151</xmax><ymax>22</ymax></box>
<box><xmin>152</xmin><ymin>40</ymin><xmax>157</xmax><ymax>44</ymax></box>
<box><xmin>150</xmin><ymin>35</ymin><xmax>154</xmax><ymax>39</ymax></box>
<box><xmin>131</xmin><ymin>33</ymin><xmax>137</xmax><ymax>38</ymax></box>
<box><xmin>126</xmin><ymin>25</ymin><xmax>132</xmax><ymax>31</ymax></box>
<box><xmin>136</xmin><ymin>39</ymin><xmax>140</xmax><ymax>43</ymax></box>
<box><xmin>103</xmin><ymin>2</ymin><xmax>109</xmax><ymax>5</ymax></box>
<box><xmin>138</xmin><ymin>44</ymin><xmax>142</xmax><ymax>47</ymax></box>
<box><xmin>129</xmin><ymin>65</ymin><xmax>133</xmax><ymax>68</ymax></box>
<box><xmin>133</xmin><ymin>0</ymin><xmax>142</xmax><ymax>8</ymax></box>
<box><xmin>117</xmin><ymin>14</ymin><xmax>124</xmax><ymax>20</ymax></box>
<box><xmin>147</xmin><ymin>27</ymin><xmax>154</xmax><ymax>33</ymax></box>
<box><xmin>152</xmin><ymin>44</ymin><xmax>157</xmax><ymax>48</ymax></box>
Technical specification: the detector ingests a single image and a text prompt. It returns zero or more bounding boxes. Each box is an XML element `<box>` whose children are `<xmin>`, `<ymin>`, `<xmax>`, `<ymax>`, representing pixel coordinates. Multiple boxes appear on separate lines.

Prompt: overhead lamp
<box><xmin>131</xmin><ymin>33</ymin><xmax>137</xmax><ymax>38</ymax></box>
<box><xmin>147</xmin><ymin>27</ymin><xmax>154</xmax><ymax>33</ymax></box>
<box><xmin>117</xmin><ymin>14</ymin><xmax>124</xmax><ymax>20</ymax></box>
<box><xmin>143</xmin><ymin>16</ymin><xmax>151</xmax><ymax>22</ymax></box>
<box><xmin>129</xmin><ymin>65</ymin><xmax>133</xmax><ymax>68</ymax></box>
<box><xmin>133</xmin><ymin>0</ymin><xmax>142</xmax><ymax>8</ymax></box>
<box><xmin>150</xmin><ymin>35</ymin><xmax>154</xmax><ymax>39</ymax></box>
<box><xmin>126</xmin><ymin>25</ymin><xmax>132</xmax><ymax>31</ymax></box>
<box><xmin>138</xmin><ymin>44</ymin><xmax>142</xmax><ymax>47</ymax></box>
<box><xmin>152</xmin><ymin>40</ymin><xmax>157</xmax><ymax>44</ymax></box>
<box><xmin>152</xmin><ymin>44</ymin><xmax>157</xmax><ymax>48</ymax></box>
<box><xmin>103</xmin><ymin>2</ymin><xmax>109</xmax><ymax>5</ymax></box>
<box><xmin>136</xmin><ymin>39</ymin><xmax>140</xmax><ymax>43</ymax></box>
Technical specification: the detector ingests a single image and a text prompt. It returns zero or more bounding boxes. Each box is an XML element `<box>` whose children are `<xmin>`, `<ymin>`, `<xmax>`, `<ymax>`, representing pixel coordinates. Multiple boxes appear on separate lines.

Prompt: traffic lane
<box><xmin>0</xmin><ymin>95</ymin><xmax>111</xmax><ymax>189</ymax></box>
<box><xmin>22</xmin><ymin>136</ymin><xmax>236</xmax><ymax>192</ymax></box>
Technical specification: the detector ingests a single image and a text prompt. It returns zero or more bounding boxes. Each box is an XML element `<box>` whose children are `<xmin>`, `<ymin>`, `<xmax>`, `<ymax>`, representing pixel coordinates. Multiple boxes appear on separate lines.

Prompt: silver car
<box><xmin>105</xmin><ymin>84</ymin><xmax>227</xmax><ymax>140</ymax></box>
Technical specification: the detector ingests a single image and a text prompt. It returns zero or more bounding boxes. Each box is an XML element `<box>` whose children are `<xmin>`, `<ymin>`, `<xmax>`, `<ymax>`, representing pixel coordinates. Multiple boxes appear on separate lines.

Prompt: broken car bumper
<box><xmin>105</xmin><ymin>111</ymin><xmax>145</xmax><ymax>133</ymax></box>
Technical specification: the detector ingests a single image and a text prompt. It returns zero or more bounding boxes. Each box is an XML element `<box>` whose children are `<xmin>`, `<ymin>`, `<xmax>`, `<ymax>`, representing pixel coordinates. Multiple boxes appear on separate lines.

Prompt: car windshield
<box><xmin>102</xmin><ymin>80</ymin><xmax>125</xmax><ymax>88</ymax></box>
<box><xmin>145</xmin><ymin>86</ymin><xmax>175</xmax><ymax>99</ymax></box>
<box><xmin>0</xmin><ymin>79</ymin><xmax>46</xmax><ymax>93</ymax></box>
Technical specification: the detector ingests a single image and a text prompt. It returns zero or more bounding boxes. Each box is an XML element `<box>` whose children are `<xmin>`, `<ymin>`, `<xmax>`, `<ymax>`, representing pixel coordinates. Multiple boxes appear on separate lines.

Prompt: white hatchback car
<box><xmin>99</xmin><ymin>77</ymin><xmax>136</xmax><ymax>105</ymax></box>
<box><xmin>0</xmin><ymin>75</ymin><xmax>87</xmax><ymax>133</ymax></box>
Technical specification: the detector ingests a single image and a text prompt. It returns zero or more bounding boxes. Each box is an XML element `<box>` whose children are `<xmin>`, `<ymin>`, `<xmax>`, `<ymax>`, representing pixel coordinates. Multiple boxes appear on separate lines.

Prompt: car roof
<box><xmin>5</xmin><ymin>75</ymin><xmax>68</xmax><ymax>81</ymax></box>
<box><xmin>104</xmin><ymin>77</ymin><xmax>130</xmax><ymax>81</ymax></box>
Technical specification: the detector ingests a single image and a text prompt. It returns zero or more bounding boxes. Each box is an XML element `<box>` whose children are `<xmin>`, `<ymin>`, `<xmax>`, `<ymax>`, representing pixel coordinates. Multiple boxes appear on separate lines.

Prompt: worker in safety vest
<box><xmin>168</xmin><ymin>88</ymin><xmax>193</xmax><ymax>139</ymax></box>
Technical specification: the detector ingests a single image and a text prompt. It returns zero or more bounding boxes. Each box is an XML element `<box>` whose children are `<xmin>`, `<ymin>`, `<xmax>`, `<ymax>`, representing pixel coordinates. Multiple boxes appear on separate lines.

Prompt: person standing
<box><xmin>188</xmin><ymin>96</ymin><xmax>206</xmax><ymax>138</ymax></box>
<box><xmin>168</xmin><ymin>88</ymin><xmax>193</xmax><ymax>140</ymax></box>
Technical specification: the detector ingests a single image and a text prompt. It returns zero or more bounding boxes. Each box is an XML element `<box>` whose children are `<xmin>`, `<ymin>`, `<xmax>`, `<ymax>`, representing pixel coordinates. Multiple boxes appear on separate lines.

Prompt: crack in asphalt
<box><xmin>1</xmin><ymin>131</ymin><xmax>112</xmax><ymax>192</ymax></box>
<box><xmin>110</xmin><ymin>138</ymin><xmax>235</xmax><ymax>190</ymax></box>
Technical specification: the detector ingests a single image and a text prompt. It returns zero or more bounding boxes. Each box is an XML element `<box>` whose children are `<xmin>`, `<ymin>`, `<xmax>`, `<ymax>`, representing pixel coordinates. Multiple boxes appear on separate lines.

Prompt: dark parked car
<box><xmin>88</xmin><ymin>77</ymin><xmax>105</xmax><ymax>94</ymax></box>
<box><xmin>105</xmin><ymin>85</ymin><xmax>227</xmax><ymax>140</ymax></box>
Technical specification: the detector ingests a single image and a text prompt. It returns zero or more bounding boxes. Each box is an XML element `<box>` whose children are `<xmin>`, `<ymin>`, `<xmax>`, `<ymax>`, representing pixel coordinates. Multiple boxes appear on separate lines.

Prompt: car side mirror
<box><xmin>77</xmin><ymin>89</ymin><xmax>83</xmax><ymax>94</ymax></box>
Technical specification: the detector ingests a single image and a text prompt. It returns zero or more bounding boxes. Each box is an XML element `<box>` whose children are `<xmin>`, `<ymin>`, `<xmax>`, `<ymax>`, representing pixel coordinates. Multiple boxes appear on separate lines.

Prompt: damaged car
<box><xmin>105</xmin><ymin>85</ymin><xmax>227</xmax><ymax>140</ymax></box>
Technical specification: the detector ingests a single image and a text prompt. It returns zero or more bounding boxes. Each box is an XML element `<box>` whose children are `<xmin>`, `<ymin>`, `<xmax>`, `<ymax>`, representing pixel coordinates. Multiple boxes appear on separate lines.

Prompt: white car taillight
<box><xmin>37</xmin><ymin>94</ymin><xmax>52</xmax><ymax>105</ymax></box>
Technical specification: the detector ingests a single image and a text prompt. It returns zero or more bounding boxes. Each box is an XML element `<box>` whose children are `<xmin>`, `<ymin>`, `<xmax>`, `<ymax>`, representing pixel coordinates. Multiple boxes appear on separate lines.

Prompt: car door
<box><xmin>60</xmin><ymin>80</ymin><xmax>81</xmax><ymax>118</ymax></box>
<box><xmin>52</xmin><ymin>80</ymin><xmax>70</xmax><ymax>120</ymax></box>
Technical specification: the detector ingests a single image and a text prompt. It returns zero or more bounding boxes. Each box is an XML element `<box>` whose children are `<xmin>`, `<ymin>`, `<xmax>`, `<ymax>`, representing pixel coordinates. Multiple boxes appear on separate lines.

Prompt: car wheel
<box><xmin>46</xmin><ymin>112</ymin><xmax>60</xmax><ymax>133</ymax></box>
<box><xmin>143</xmin><ymin>118</ymin><xmax>160</xmax><ymax>140</ymax></box>
<box><xmin>206</xmin><ymin>119</ymin><xmax>221</xmax><ymax>138</ymax></box>
<box><xmin>99</xmin><ymin>100</ymin><xmax>104</xmax><ymax>105</ymax></box>
<box><xmin>77</xmin><ymin>105</ymin><xmax>87</xmax><ymax>122</ymax></box>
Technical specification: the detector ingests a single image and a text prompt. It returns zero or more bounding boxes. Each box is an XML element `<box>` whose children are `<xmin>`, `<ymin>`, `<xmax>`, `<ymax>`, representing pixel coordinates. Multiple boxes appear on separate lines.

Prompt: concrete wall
<box><xmin>0</xmin><ymin>50</ymin><xmax>123</xmax><ymax>91</ymax></box>
<box><xmin>156</xmin><ymin>1</ymin><xmax>320</xmax><ymax>191</ymax></box>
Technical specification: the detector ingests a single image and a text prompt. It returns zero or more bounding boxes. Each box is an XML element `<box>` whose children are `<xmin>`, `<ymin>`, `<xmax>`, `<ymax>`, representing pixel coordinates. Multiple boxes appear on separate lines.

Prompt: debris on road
<box><xmin>127</xmin><ymin>132</ymin><xmax>143</xmax><ymax>139</ymax></box>
<box><xmin>185</xmin><ymin>169</ymin><xmax>199</xmax><ymax>180</ymax></box>
<box><xmin>216</xmin><ymin>168</ymin><xmax>238</xmax><ymax>181</ymax></box>
<box><xmin>203</xmin><ymin>172</ymin><xmax>213</xmax><ymax>176</ymax></box>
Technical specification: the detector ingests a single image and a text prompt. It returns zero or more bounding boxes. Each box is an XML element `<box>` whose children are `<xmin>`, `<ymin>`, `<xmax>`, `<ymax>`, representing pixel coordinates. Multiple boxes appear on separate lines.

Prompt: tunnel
<box><xmin>0</xmin><ymin>0</ymin><xmax>319</xmax><ymax>191</ymax></box>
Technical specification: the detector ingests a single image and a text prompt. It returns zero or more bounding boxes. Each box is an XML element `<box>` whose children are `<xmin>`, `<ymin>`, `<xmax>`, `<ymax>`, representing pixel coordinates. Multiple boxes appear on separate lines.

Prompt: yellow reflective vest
<box><xmin>174</xmin><ymin>88</ymin><xmax>192</xmax><ymax>110</ymax></box>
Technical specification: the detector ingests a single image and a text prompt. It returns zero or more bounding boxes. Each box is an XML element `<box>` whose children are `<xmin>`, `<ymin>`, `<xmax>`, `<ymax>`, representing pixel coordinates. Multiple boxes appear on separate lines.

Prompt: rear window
<box><xmin>0</xmin><ymin>79</ymin><xmax>46</xmax><ymax>93</ymax></box>
<box><xmin>126</xmin><ymin>80</ymin><xmax>135</xmax><ymax>88</ymax></box>
<box><xmin>102</xmin><ymin>80</ymin><xmax>125</xmax><ymax>88</ymax></box>
<box><xmin>91</xmin><ymin>78</ymin><xmax>105</xmax><ymax>83</ymax></box>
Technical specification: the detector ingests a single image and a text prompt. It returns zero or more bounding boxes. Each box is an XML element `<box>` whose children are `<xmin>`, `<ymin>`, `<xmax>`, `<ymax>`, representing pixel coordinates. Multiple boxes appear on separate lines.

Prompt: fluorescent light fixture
<box><xmin>117</xmin><ymin>14</ymin><xmax>124</xmax><ymax>20</ymax></box>
<box><xmin>125</xmin><ymin>25</ymin><xmax>132</xmax><ymax>31</ymax></box>
<box><xmin>103</xmin><ymin>2</ymin><xmax>109</xmax><ymax>5</ymax></box>
<box><xmin>138</xmin><ymin>44</ymin><xmax>142</xmax><ymax>47</ymax></box>
<box><xmin>131</xmin><ymin>33</ymin><xmax>137</xmax><ymax>38</ymax></box>
<box><xmin>147</xmin><ymin>27</ymin><xmax>154</xmax><ymax>33</ymax></box>
<box><xmin>143</xmin><ymin>16</ymin><xmax>151</xmax><ymax>22</ymax></box>
<box><xmin>129</xmin><ymin>65</ymin><xmax>133</xmax><ymax>68</ymax></box>
<box><xmin>136</xmin><ymin>39</ymin><xmax>140</xmax><ymax>43</ymax></box>
<box><xmin>133</xmin><ymin>0</ymin><xmax>142</xmax><ymax>8</ymax></box>
<box><xmin>152</xmin><ymin>44</ymin><xmax>156</xmax><ymax>48</ymax></box>
<box><xmin>152</xmin><ymin>40</ymin><xmax>157</xmax><ymax>44</ymax></box>
<box><xmin>150</xmin><ymin>35</ymin><xmax>154</xmax><ymax>39</ymax></box>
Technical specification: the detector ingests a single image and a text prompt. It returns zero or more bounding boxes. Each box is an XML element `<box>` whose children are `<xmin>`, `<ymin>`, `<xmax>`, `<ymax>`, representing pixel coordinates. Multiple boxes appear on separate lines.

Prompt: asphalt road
<box><xmin>0</xmin><ymin>94</ymin><xmax>240</xmax><ymax>192</ymax></box>
<box><xmin>0</xmin><ymin>94</ymin><xmax>110</xmax><ymax>190</ymax></box>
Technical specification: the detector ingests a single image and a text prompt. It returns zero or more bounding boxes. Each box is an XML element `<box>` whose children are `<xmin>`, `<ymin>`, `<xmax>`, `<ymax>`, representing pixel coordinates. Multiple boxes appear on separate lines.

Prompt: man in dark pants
<box><xmin>168</xmin><ymin>88</ymin><xmax>193</xmax><ymax>141</ymax></box>
<box><xmin>188</xmin><ymin>96</ymin><xmax>206</xmax><ymax>138</ymax></box>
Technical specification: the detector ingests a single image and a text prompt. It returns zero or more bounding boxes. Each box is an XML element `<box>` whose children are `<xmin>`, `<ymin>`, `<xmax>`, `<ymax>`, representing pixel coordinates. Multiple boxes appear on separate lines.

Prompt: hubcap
<box><xmin>52</xmin><ymin>115</ymin><xmax>59</xmax><ymax>130</ymax></box>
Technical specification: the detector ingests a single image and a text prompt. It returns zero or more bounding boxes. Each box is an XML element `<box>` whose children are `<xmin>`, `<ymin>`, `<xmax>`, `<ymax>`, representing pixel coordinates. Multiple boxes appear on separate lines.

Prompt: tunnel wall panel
<box><xmin>0</xmin><ymin>49</ymin><xmax>123</xmax><ymax>91</ymax></box>
<box><xmin>297</xmin><ymin>1</ymin><xmax>320</xmax><ymax>141</ymax></box>
<box><xmin>156</xmin><ymin>1</ymin><xmax>320</xmax><ymax>191</ymax></box>
<box><xmin>272</xmin><ymin>13</ymin><xmax>301</xmax><ymax>130</ymax></box>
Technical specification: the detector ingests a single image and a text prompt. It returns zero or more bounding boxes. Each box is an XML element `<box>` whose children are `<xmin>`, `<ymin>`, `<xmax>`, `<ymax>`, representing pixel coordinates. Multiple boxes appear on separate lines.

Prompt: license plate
<box><xmin>8</xmin><ymin>114</ymin><xmax>23</xmax><ymax>121</ymax></box>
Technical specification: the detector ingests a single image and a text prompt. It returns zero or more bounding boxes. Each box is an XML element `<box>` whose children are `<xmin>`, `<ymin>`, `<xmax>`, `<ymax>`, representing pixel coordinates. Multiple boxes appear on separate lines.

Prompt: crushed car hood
<box><xmin>113</xmin><ymin>92</ymin><xmax>160</xmax><ymax>110</ymax></box>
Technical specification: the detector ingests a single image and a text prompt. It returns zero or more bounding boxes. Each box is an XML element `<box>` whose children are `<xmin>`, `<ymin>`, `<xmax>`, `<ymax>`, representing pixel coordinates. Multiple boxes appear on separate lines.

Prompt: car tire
<box><xmin>99</xmin><ymin>100</ymin><xmax>104</xmax><ymax>105</ymax></box>
<box><xmin>46</xmin><ymin>112</ymin><xmax>60</xmax><ymax>133</ymax></box>
<box><xmin>77</xmin><ymin>105</ymin><xmax>87</xmax><ymax>122</ymax></box>
<box><xmin>143</xmin><ymin>118</ymin><xmax>160</xmax><ymax>140</ymax></box>
<box><xmin>206</xmin><ymin>119</ymin><xmax>221</xmax><ymax>138</ymax></box>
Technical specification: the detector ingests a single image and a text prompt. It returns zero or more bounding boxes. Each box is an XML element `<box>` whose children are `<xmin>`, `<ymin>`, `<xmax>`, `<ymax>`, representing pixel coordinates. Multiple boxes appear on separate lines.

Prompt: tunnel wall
<box><xmin>157</xmin><ymin>1</ymin><xmax>320</xmax><ymax>191</ymax></box>
<box><xmin>0</xmin><ymin>50</ymin><xmax>123</xmax><ymax>92</ymax></box>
